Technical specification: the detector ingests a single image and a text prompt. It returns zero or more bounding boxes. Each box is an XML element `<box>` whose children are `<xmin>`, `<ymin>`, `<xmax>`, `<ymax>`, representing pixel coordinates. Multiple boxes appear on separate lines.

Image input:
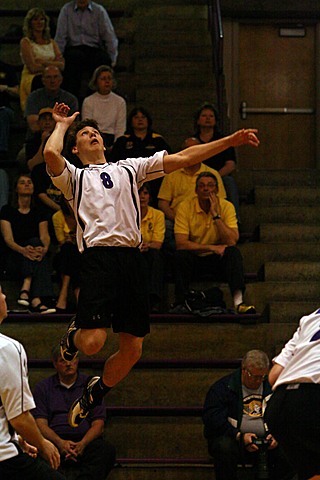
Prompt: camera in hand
<box><xmin>252</xmin><ymin>437</ymin><xmax>271</xmax><ymax>480</ymax></box>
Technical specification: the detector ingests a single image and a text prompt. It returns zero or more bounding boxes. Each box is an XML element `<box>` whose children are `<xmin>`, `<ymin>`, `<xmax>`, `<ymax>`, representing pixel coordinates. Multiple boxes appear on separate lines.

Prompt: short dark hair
<box><xmin>65</xmin><ymin>119</ymin><xmax>101</xmax><ymax>165</ymax></box>
<box><xmin>195</xmin><ymin>171</ymin><xmax>218</xmax><ymax>189</ymax></box>
<box><xmin>126</xmin><ymin>107</ymin><xmax>153</xmax><ymax>135</ymax></box>
<box><xmin>193</xmin><ymin>102</ymin><xmax>220</xmax><ymax>134</ymax></box>
<box><xmin>138</xmin><ymin>182</ymin><xmax>151</xmax><ymax>195</ymax></box>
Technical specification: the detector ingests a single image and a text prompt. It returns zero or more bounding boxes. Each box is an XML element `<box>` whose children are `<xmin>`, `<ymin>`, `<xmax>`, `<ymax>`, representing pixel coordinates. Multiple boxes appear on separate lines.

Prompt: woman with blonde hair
<box><xmin>20</xmin><ymin>8</ymin><xmax>64</xmax><ymax>112</ymax></box>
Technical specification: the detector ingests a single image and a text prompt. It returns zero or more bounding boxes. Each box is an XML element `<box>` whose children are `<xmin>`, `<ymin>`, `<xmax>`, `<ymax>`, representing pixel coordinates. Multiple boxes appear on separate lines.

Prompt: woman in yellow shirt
<box><xmin>52</xmin><ymin>197</ymin><xmax>80</xmax><ymax>312</ymax></box>
<box><xmin>139</xmin><ymin>183</ymin><xmax>165</xmax><ymax>312</ymax></box>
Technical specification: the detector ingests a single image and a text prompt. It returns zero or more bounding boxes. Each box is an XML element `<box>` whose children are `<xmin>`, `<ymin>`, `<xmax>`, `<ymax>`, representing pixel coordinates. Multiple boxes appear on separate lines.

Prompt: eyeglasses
<box><xmin>245</xmin><ymin>368</ymin><xmax>267</xmax><ymax>381</ymax></box>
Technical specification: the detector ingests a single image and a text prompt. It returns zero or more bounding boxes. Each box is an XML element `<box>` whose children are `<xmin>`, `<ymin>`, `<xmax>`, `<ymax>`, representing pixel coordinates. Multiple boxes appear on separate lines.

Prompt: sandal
<box><xmin>17</xmin><ymin>290</ymin><xmax>30</xmax><ymax>307</ymax></box>
<box><xmin>29</xmin><ymin>303</ymin><xmax>56</xmax><ymax>314</ymax></box>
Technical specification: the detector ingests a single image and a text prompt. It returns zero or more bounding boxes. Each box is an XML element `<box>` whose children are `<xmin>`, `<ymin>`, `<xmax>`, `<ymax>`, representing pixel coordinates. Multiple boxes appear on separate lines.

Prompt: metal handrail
<box><xmin>207</xmin><ymin>0</ymin><xmax>227</xmax><ymax>133</ymax></box>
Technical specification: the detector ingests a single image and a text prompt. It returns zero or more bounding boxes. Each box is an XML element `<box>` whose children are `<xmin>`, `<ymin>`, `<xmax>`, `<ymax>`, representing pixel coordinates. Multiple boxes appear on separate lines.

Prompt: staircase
<box><xmin>237</xmin><ymin>168</ymin><xmax>320</xmax><ymax>323</ymax></box>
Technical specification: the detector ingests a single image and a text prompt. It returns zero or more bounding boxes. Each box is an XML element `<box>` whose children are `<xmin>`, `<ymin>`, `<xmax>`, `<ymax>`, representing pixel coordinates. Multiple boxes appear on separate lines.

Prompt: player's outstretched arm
<box><xmin>44</xmin><ymin>102</ymin><xmax>79</xmax><ymax>177</ymax></box>
<box><xmin>163</xmin><ymin>128</ymin><xmax>259</xmax><ymax>174</ymax></box>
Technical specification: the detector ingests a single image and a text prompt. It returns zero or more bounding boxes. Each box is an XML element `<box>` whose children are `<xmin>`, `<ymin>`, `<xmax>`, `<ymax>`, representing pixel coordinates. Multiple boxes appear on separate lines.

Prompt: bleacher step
<box><xmin>269</xmin><ymin>301</ymin><xmax>319</xmax><ymax>323</ymax></box>
<box><xmin>0</xmin><ymin>320</ymin><xmax>298</xmax><ymax>360</ymax></box>
<box><xmin>264</xmin><ymin>261</ymin><xmax>320</xmax><ymax>281</ymax></box>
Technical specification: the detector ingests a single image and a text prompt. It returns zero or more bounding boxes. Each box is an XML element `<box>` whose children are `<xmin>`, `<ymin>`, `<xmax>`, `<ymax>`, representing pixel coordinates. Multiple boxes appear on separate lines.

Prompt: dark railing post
<box><xmin>207</xmin><ymin>0</ymin><xmax>229</xmax><ymax>134</ymax></box>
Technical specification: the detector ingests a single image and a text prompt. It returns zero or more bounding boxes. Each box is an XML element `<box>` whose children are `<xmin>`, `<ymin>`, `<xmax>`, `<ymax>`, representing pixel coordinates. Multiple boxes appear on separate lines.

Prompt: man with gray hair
<box><xmin>203</xmin><ymin>350</ymin><xmax>295</xmax><ymax>479</ymax></box>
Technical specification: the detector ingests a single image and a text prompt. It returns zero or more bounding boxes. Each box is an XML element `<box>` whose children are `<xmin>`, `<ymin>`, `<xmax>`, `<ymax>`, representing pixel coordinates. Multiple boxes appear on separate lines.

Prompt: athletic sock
<box><xmin>67</xmin><ymin>330</ymin><xmax>78</xmax><ymax>353</ymax></box>
<box><xmin>91</xmin><ymin>377</ymin><xmax>112</xmax><ymax>403</ymax></box>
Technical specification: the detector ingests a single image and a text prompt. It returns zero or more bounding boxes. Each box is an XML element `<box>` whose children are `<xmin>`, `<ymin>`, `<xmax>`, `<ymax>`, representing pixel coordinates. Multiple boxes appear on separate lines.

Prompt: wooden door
<box><xmin>236</xmin><ymin>24</ymin><xmax>316</xmax><ymax>170</ymax></box>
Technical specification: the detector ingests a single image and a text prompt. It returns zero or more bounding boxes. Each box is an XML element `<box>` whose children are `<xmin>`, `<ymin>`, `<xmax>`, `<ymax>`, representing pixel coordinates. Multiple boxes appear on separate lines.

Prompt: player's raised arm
<box><xmin>44</xmin><ymin>102</ymin><xmax>79</xmax><ymax>176</ymax></box>
<box><xmin>163</xmin><ymin>128</ymin><xmax>259</xmax><ymax>174</ymax></box>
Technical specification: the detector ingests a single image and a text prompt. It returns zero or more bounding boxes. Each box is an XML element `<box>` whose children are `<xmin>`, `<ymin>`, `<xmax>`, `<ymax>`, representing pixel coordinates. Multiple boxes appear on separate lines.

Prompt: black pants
<box><xmin>265</xmin><ymin>384</ymin><xmax>320</xmax><ymax>480</ymax></box>
<box><xmin>54</xmin><ymin>242</ymin><xmax>82</xmax><ymax>288</ymax></box>
<box><xmin>174</xmin><ymin>246</ymin><xmax>246</xmax><ymax>303</ymax></box>
<box><xmin>58</xmin><ymin>437</ymin><xmax>116</xmax><ymax>480</ymax></box>
<box><xmin>207</xmin><ymin>434</ymin><xmax>295</xmax><ymax>480</ymax></box>
<box><xmin>142</xmin><ymin>248</ymin><xmax>165</xmax><ymax>303</ymax></box>
<box><xmin>0</xmin><ymin>452</ymin><xmax>65</xmax><ymax>480</ymax></box>
<box><xmin>62</xmin><ymin>46</ymin><xmax>111</xmax><ymax>99</ymax></box>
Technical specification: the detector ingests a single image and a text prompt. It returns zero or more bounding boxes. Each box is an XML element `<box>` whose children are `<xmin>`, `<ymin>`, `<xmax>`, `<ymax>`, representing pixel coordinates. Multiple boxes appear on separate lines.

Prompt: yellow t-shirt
<box><xmin>174</xmin><ymin>195</ymin><xmax>237</xmax><ymax>246</ymax></box>
<box><xmin>140</xmin><ymin>206</ymin><xmax>165</xmax><ymax>244</ymax></box>
<box><xmin>157</xmin><ymin>163</ymin><xmax>226</xmax><ymax>213</ymax></box>
<box><xmin>52</xmin><ymin>209</ymin><xmax>75</xmax><ymax>245</ymax></box>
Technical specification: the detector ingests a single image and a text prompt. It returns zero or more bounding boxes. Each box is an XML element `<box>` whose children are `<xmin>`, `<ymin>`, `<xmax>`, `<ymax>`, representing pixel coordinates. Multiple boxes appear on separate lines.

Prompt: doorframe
<box><xmin>223</xmin><ymin>19</ymin><xmax>320</xmax><ymax>169</ymax></box>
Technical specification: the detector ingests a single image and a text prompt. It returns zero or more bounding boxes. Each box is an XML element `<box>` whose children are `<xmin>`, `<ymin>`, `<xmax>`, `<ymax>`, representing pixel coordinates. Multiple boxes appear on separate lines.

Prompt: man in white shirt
<box><xmin>54</xmin><ymin>0</ymin><xmax>118</xmax><ymax>99</ymax></box>
<box><xmin>0</xmin><ymin>285</ymin><xmax>64</xmax><ymax>479</ymax></box>
<box><xmin>266</xmin><ymin>308</ymin><xmax>320</xmax><ymax>480</ymax></box>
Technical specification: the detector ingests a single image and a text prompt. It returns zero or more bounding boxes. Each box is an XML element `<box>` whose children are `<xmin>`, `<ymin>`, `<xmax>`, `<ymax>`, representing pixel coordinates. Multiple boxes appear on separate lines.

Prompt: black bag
<box><xmin>184</xmin><ymin>287</ymin><xmax>226</xmax><ymax>317</ymax></box>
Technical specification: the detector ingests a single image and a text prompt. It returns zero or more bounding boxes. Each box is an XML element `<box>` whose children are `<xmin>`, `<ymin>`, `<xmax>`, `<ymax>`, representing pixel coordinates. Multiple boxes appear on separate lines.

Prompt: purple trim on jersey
<box><xmin>121</xmin><ymin>165</ymin><xmax>140</xmax><ymax>230</ymax></box>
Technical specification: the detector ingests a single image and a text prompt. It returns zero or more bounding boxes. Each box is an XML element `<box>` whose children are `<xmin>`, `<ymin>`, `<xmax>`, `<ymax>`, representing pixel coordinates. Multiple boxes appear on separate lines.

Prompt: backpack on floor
<box><xmin>184</xmin><ymin>287</ymin><xmax>227</xmax><ymax>317</ymax></box>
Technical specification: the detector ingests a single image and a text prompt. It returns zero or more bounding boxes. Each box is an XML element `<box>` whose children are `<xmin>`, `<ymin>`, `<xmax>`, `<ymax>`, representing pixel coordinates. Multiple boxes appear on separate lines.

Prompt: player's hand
<box><xmin>230</xmin><ymin>129</ymin><xmax>260</xmax><ymax>148</ymax></box>
<box><xmin>52</xmin><ymin>102</ymin><xmax>79</xmax><ymax>126</ymax></box>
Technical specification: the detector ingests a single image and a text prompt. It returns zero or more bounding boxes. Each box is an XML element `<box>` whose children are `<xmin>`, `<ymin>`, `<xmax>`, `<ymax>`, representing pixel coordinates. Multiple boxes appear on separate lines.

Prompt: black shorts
<box><xmin>265</xmin><ymin>383</ymin><xmax>320</xmax><ymax>480</ymax></box>
<box><xmin>76</xmin><ymin>246</ymin><xmax>150</xmax><ymax>337</ymax></box>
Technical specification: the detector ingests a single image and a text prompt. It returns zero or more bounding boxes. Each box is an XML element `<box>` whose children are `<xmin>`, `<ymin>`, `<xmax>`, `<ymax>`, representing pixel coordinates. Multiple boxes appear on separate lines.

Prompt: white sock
<box><xmin>233</xmin><ymin>290</ymin><xmax>243</xmax><ymax>308</ymax></box>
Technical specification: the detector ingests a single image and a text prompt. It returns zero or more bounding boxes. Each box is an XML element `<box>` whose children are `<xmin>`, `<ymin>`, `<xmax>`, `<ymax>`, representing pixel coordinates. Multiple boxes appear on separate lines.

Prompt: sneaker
<box><xmin>60</xmin><ymin>317</ymin><xmax>79</xmax><ymax>362</ymax></box>
<box><xmin>68</xmin><ymin>376</ymin><xmax>100</xmax><ymax>427</ymax></box>
<box><xmin>236</xmin><ymin>303</ymin><xmax>256</xmax><ymax>314</ymax></box>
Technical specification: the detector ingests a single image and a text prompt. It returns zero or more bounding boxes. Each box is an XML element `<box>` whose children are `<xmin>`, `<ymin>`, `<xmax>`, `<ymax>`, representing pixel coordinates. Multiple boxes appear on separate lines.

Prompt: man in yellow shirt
<box><xmin>172</xmin><ymin>172</ymin><xmax>255</xmax><ymax>314</ymax></box>
<box><xmin>158</xmin><ymin>161</ymin><xmax>226</xmax><ymax>251</ymax></box>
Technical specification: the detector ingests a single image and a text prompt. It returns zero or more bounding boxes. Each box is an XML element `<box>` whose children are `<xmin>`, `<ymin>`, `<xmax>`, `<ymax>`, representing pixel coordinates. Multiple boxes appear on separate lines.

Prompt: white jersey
<box><xmin>51</xmin><ymin>152</ymin><xmax>166</xmax><ymax>253</ymax></box>
<box><xmin>0</xmin><ymin>334</ymin><xmax>35</xmax><ymax>461</ymax></box>
<box><xmin>273</xmin><ymin>308</ymin><xmax>320</xmax><ymax>389</ymax></box>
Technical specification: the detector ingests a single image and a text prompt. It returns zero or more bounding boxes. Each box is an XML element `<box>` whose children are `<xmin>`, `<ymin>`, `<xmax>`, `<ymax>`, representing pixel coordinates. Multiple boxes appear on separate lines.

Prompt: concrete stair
<box><xmin>133</xmin><ymin>5</ymin><xmax>215</xmax><ymax>151</ymax></box>
<box><xmin>237</xmin><ymin>169</ymin><xmax>320</xmax><ymax>324</ymax></box>
<box><xmin>0</xmin><ymin>315</ymin><xmax>297</xmax><ymax>480</ymax></box>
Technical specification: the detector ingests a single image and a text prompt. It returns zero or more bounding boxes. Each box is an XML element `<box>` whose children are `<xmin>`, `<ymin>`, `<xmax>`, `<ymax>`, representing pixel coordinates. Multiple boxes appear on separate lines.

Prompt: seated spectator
<box><xmin>139</xmin><ymin>183</ymin><xmax>165</xmax><ymax>312</ymax></box>
<box><xmin>32</xmin><ymin>345</ymin><xmax>116</xmax><ymax>480</ymax></box>
<box><xmin>0</xmin><ymin>174</ymin><xmax>56</xmax><ymax>313</ymax></box>
<box><xmin>81</xmin><ymin>65</ymin><xmax>126</xmax><ymax>148</ymax></box>
<box><xmin>203</xmin><ymin>349</ymin><xmax>296</xmax><ymax>480</ymax></box>
<box><xmin>52</xmin><ymin>197</ymin><xmax>81</xmax><ymax>312</ymax></box>
<box><xmin>111</xmin><ymin>106</ymin><xmax>172</xmax><ymax>206</ymax></box>
<box><xmin>54</xmin><ymin>0</ymin><xmax>118</xmax><ymax>102</ymax></box>
<box><xmin>27</xmin><ymin>108</ymin><xmax>63</xmax><ymax>218</ymax></box>
<box><xmin>0</xmin><ymin>285</ymin><xmax>64</xmax><ymax>479</ymax></box>
<box><xmin>171</xmin><ymin>171</ymin><xmax>255</xmax><ymax>314</ymax></box>
<box><xmin>20</xmin><ymin>8</ymin><xmax>65</xmax><ymax>112</ymax></box>
<box><xmin>184</xmin><ymin>103</ymin><xmax>241</xmax><ymax>222</ymax></box>
<box><xmin>24</xmin><ymin>66</ymin><xmax>78</xmax><ymax>138</ymax></box>
<box><xmin>0</xmin><ymin>59</ymin><xmax>19</xmax><ymax>159</ymax></box>
<box><xmin>158</xmin><ymin>156</ymin><xmax>226</xmax><ymax>251</ymax></box>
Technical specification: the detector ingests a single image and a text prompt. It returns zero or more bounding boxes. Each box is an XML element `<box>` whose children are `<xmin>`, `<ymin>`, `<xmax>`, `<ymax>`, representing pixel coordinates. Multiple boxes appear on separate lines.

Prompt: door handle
<box><xmin>240</xmin><ymin>101</ymin><xmax>314</xmax><ymax>119</ymax></box>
